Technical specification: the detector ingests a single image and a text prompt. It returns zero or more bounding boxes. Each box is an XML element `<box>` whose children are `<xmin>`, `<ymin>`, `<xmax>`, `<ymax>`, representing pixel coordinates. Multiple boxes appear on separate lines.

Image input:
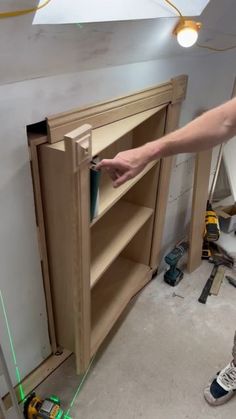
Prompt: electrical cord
<box><xmin>197</xmin><ymin>42</ymin><xmax>236</xmax><ymax>52</ymax></box>
<box><xmin>0</xmin><ymin>0</ymin><xmax>52</xmax><ymax>19</ymax></box>
<box><xmin>163</xmin><ymin>0</ymin><xmax>236</xmax><ymax>52</ymax></box>
<box><xmin>163</xmin><ymin>0</ymin><xmax>183</xmax><ymax>19</ymax></box>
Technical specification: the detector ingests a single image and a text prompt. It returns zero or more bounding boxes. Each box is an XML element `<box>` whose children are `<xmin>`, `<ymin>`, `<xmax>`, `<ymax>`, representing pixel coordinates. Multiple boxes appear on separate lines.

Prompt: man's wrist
<box><xmin>143</xmin><ymin>140</ymin><xmax>165</xmax><ymax>162</ymax></box>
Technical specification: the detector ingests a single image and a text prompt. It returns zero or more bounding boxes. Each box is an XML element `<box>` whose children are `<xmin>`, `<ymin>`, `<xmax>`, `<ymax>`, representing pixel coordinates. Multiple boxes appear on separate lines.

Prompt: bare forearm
<box><xmin>144</xmin><ymin>97</ymin><xmax>236</xmax><ymax>162</ymax></box>
<box><xmin>96</xmin><ymin>97</ymin><xmax>236</xmax><ymax>188</ymax></box>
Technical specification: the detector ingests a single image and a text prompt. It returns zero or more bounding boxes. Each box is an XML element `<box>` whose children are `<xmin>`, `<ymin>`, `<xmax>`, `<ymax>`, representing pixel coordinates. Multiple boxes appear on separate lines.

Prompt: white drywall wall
<box><xmin>2</xmin><ymin>0</ymin><xmax>236</xmax><ymax>86</ymax></box>
<box><xmin>0</xmin><ymin>15</ymin><xmax>204</xmax><ymax>85</ymax></box>
<box><xmin>1</xmin><ymin>6</ymin><xmax>236</xmax><ymax>388</ymax></box>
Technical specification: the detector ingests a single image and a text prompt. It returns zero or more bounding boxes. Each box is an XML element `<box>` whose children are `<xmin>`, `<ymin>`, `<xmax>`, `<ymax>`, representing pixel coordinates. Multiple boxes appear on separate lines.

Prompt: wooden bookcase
<box><xmin>30</xmin><ymin>76</ymin><xmax>188</xmax><ymax>374</ymax></box>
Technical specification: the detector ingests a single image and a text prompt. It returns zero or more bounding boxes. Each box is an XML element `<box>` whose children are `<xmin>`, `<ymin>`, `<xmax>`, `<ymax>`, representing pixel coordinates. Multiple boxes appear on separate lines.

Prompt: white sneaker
<box><xmin>204</xmin><ymin>361</ymin><xmax>236</xmax><ymax>406</ymax></box>
<box><xmin>217</xmin><ymin>361</ymin><xmax>236</xmax><ymax>391</ymax></box>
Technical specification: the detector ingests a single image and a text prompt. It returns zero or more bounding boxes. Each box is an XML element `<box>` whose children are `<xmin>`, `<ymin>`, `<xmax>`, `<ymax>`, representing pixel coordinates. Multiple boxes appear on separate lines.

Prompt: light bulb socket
<box><xmin>173</xmin><ymin>19</ymin><xmax>202</xmax><ymax>36</ymax></box>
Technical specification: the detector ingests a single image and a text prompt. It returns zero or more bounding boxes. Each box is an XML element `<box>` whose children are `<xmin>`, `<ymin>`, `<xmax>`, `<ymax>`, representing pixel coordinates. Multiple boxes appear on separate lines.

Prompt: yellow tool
<box><xmin>204</xmin><ymin>201</ymin><xmax>220</xmax><ymax>242</ymax></box>
<box><xmin>24</xmin><ymin>393</ymin><xmax>63</xmax><ymax>419</ymax></box>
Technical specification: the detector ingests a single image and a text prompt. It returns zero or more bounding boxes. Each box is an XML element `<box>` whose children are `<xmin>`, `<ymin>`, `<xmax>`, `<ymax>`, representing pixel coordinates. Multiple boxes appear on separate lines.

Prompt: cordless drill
<box><xmin>164</xmin><ymin>242</ymin><xmax>188</xmax><ymax>286</ymax></box>
<box><xmin>204</xmin><ymin>201</ymin><xmax>220</xmax><ymax>242</ymax></box>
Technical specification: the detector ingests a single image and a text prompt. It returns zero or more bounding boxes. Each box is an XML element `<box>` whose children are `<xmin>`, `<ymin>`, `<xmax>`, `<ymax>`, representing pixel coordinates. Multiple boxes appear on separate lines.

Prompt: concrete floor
<box><xmin>37</xmin><ymin>262</ymin><xmax>236</xmax><ymax>419</ymax></box>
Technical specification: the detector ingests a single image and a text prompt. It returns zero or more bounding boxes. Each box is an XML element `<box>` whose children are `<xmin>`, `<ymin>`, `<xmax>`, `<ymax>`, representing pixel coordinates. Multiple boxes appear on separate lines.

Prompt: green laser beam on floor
<box><xmin>0</xmin><ymin>289</ymin><xmax>25</xmax><ymax>401</ymax></box>
<box><xmin>64</xmin><ymin>355</ymin><xmax>95</xmax><ymax>419</ymax></box>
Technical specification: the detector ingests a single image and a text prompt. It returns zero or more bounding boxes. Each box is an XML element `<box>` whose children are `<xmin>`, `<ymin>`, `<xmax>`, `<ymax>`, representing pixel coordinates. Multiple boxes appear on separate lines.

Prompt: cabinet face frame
<box><xmin>29</xmin><ymin>75</ymin><xmax>188</xmax><ymax>374</ymax></box>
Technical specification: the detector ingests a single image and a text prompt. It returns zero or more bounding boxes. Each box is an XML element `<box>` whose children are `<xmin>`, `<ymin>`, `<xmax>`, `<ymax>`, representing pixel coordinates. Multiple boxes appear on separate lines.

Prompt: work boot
<box><xmin>204</xmin><ymin>361</ymin><xmax>236</xmax><ymax>406</ymax></box>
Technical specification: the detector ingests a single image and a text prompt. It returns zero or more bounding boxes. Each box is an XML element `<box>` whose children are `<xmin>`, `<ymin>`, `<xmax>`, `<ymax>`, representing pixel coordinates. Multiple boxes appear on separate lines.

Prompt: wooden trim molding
<box><xmin>47</xmin><ymin>75</ymin><xmax>188</xmax><ymax>144</ymax></box>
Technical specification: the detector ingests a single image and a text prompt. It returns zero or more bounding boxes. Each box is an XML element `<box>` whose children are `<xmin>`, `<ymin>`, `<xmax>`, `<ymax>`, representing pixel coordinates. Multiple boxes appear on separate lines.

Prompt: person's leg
<box><xmin>204</xmin><ymin>331</ymin><xmax>236</xmax><ymax>406</ymax></box>
<box><xmin>232</xmin><ymin>331</ymin><xmax>236</xmax><ymax>364</ymax></box>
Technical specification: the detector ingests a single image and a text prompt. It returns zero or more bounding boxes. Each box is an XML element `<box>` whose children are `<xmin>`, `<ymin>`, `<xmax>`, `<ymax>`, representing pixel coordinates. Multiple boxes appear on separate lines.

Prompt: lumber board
<box><xmin>188</xmin><ymin>149</ymin><xmax>213</xmax><ymax>273</ymax></box>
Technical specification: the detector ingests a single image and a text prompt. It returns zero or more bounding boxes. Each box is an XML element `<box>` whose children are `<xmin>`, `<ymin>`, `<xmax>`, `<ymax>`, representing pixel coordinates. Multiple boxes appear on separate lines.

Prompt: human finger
<box><xmin>113</xmin><ymin>171</ymin><xmax>133</xmax><ymax>188</ymax></box>
<box><xmin>95</xmin><ymin>159</ymin><xmax>118</xmax><ymax>171</ymax></box>
<box><xmin>106</xmin><ymin>167</ymin><xmax>118</xmax><ymax>181</ymax></box>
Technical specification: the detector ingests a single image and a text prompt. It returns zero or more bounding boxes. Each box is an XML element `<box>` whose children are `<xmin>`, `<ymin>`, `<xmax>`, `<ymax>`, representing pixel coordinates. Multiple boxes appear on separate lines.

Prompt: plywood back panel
<box><xmin>132</xmin><ymin>107</ymin><xmax>167</xmax><ymax>148</ymax></box>
<box><xmin>122</xmin><ymin>164</ymin><xmax>160</xmax><ymax>265</ymax></box>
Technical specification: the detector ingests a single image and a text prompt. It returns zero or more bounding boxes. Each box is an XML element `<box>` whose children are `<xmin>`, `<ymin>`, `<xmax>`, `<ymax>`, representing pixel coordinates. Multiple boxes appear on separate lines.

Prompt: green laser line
<box><xmin>16</xmin><ymin>367</ymin><xmax>25</xmax><ymax>401</ymax></box>
<box><xmin>1</xmin><ymin>287</ymin><xmax>94</xmax><ymax>409</ymax></box>
<box><xmin>65</xmin><ymin>355</ymin><xmax>95</xmax><ymax>418</ymax></box>
<box><xmin>0</xmin><ymin>291</ymin><xmax>17</xmax><ymax>365</ymax></box>
<box><xmin>0</xmin><ymin>289</ymin><xmax>25</xmax><ymax>401</ymax></box>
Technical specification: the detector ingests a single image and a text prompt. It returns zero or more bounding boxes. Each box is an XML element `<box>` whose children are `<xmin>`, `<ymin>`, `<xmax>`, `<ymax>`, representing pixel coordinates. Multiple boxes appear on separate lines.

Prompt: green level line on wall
<box><xmin>0</xmin><ymin>289</ymin><xmax>25</xmax><ymax>401</ymax></box>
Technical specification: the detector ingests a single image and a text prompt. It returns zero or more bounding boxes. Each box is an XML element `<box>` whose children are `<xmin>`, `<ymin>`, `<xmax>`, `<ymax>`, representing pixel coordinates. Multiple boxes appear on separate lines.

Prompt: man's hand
<box><xmin>96</xmin><ymin>145</ymin><xmax>150</xmax><ymax>188</ymax></box>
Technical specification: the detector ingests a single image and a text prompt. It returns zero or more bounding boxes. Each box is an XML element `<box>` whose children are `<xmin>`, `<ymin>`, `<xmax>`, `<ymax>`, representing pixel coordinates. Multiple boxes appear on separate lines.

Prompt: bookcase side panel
<box><xmin>150</xmin><ymin>102</ymin><xmax>182</xmax><ymax>269</ymax></box>
<box><xmin>64</xmin><ymin>126</ymin><xmax>92</xmax><ymax>374</ymax></box>
<box><xmin>38</xmin><ymin>146</ymin><xmax>75</xmax><ymax>351</ymax></box>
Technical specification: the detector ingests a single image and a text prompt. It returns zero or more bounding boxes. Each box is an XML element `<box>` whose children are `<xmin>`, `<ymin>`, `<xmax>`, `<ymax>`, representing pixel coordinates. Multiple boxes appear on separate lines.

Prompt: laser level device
<box><xmin>164</xmin><ymin>242</ymin><xmax>188</xmax><ymax>286</ymax></box>
<box><xmin>24</xmin><ymin>393</ymin><xmax>63</xmax><ymax>419</ymax></box>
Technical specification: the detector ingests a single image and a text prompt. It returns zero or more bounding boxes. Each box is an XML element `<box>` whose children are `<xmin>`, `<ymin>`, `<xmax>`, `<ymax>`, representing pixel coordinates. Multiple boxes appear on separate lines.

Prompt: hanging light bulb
<box><xmin>174</xmin><ymin>20</ymin><xmax>202</xmax><ymax>48</ymax></box>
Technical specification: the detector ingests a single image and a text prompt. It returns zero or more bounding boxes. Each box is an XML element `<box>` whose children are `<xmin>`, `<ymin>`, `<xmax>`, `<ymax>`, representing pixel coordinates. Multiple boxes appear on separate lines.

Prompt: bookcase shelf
<box><xmin>35</xmin><ymin>76</ymin><xmax>187</xmax><ymax>374</ymax></box>
<box><xmin>91</xmin><ymin>256</ymin><xmax>151</xmax><ymax>355</ymax></box>
<box><xmin>91</xmin><ymin>160</ymin><xmax>157</xmax><ymax>226</ymax></box>
<box><xmin>91</xmin><ymin>201</ymin><xmax>153</xmax><ymax>287</ymax></box>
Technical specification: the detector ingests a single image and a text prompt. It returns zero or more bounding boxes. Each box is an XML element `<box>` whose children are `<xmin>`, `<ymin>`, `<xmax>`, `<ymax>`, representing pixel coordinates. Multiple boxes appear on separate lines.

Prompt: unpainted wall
<box><xmin>0</xmin><ymin>18</ymin><xmax>236</xmax><ymax>390</ymax></box>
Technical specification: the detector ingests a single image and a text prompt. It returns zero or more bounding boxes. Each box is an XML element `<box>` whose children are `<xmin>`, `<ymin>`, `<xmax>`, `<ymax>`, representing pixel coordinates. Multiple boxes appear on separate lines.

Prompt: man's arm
<box><xmin>96</xmin><ymin>97</ymin><xmax>236</xmax><ymax>187</ymax></box>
